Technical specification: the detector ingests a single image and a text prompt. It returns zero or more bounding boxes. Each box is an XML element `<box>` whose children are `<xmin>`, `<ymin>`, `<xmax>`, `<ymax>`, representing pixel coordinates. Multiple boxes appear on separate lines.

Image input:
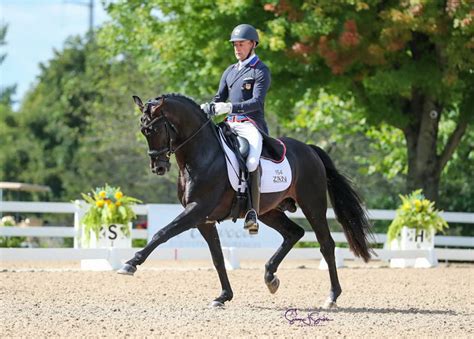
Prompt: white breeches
<box><xmin>228</xmin><ymin>121</ymin><xmax>262</xmax><ymax>172</ymax></box>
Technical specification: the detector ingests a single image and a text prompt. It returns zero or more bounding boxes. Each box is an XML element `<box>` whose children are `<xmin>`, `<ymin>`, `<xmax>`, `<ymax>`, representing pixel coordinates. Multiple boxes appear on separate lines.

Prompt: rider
<box><xmin>201</xmin><ymin>24</ymin><xmax>271</xmax><ymax>233</ymax></box>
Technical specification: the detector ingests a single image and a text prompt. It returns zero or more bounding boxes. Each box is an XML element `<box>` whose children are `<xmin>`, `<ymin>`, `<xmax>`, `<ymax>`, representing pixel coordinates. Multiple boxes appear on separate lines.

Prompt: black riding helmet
<box><xmin>229</xmin><ymin>24</ymin><xmax>259</xmax><ymax>46</ymax></box>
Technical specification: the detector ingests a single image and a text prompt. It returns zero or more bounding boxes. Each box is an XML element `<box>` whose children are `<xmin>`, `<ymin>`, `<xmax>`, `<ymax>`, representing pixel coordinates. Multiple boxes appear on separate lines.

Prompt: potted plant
<box><xmin>387</xmin><ymin>190</ymin><xmax>448</xmax><ymax>267</ymax></box>
<box><xmin>80</xmin><ymin>185</ymin><xmax>141</xmax><ymax>248</ymax></box>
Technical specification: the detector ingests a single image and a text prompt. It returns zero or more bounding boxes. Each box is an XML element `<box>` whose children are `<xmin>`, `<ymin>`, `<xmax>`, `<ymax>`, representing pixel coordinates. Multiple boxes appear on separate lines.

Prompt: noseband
<box><xmin>141</xmin><ymin>113</ymin><xmax>175</xmax><ymax>160</ymax></box>
<box><xmin>140</xmin><ymin>98</ymin><xmax>212</xmax><ymax>164</ymax></box>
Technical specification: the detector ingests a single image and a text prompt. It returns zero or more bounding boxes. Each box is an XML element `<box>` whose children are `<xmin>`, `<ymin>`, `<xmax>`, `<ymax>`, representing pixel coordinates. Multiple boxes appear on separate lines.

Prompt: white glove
<box><xmin>214</xmin><ymin>102</ymin><xmax>232</xmax><ymax>115</ymax></box>
<box><xmin>200</xmin><ymin>103</ymin><xmax>207</xmax><ymax>110</ymax></box>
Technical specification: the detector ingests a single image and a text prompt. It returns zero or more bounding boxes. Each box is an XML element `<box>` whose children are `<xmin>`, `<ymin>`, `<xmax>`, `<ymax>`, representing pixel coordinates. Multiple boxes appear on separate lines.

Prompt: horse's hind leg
<box><xmin>258</xmin><ymin>209</ymin><xmax>305</xmax><ymax>294</ymax></box>
<box><xmin>198</xmin><ymin>223</ymin><xmax>233</xmax><ymax>307</ymax></box>
<box><xmin>298</xmin><ymin>196</ymin><xmax>341</xmax><ymax>309</ymax></box>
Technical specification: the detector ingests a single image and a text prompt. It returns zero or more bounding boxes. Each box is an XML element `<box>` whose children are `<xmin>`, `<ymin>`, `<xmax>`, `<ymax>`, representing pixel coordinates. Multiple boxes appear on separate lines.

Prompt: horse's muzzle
<box><xmin>151</xmin><ymin>159</ymin><xmax>171</xmax><ymax>176</ymax></box>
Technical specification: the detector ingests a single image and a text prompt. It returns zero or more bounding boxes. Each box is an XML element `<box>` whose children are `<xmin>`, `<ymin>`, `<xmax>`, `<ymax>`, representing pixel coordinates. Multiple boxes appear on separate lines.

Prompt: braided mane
<box><xmin>156</xmin><ymin>93</ymin><xmax>203</xmax><ymax>113</ymax></box>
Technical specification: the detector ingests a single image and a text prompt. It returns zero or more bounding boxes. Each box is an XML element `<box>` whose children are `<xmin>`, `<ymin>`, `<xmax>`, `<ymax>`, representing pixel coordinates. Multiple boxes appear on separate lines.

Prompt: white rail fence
<box><xmin>1</xmin><ymin>202</ymin><xmax>473</xmax><ymax>265</ymax></box>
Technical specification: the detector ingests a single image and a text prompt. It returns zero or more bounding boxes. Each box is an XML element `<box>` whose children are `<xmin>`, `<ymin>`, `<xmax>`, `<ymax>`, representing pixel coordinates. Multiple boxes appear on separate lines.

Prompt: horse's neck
<box><xmin>174</xmin><ymin>117</ymin><xmax>221</xmax><ymax>171</ymax></box>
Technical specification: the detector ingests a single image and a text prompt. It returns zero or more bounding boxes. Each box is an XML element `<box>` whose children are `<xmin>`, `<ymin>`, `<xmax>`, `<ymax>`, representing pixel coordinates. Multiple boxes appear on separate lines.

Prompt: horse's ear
<box><xmin>132</xmin><ymin>95</ymin><xmax>144</xmax><ymax>111</ymax></box>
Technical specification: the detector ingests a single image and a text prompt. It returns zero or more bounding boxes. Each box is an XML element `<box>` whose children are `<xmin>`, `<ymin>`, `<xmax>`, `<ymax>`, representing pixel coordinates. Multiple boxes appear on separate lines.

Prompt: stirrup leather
<box><xmin>244</xmin><ymin>168</ymin><xmax>261</xmax><ymax>234</ymax></box>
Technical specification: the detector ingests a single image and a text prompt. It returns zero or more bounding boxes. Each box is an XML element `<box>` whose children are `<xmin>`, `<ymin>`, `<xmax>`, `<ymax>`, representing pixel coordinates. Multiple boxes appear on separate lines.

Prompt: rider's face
<box><xmin>233</xmin><ymin>40</ymin><xmax>255</xmax><ymax>61</ymax></box>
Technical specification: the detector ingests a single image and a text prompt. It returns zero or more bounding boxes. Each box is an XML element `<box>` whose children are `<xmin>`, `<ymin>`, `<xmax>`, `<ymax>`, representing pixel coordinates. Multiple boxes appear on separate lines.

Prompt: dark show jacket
<box><xmin>213</xmin><ymin>55</ymin><xmax>271</xmax><ymax>134</ymax></box>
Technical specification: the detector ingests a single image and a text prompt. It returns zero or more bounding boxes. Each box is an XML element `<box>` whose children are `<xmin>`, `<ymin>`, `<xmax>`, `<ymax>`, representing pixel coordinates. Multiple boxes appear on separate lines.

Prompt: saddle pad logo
<box><xmin>273</xmin><ymin>169</ymin><xmax>288</xmax><ymax>183</ymax></box>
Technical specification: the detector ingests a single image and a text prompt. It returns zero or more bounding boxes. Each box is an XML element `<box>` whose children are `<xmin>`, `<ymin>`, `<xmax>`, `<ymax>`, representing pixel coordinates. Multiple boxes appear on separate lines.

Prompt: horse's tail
<box><xmin>310</xmin><ymin>145</ymin><xmax>374</xmax><ymax>262</ymax></box>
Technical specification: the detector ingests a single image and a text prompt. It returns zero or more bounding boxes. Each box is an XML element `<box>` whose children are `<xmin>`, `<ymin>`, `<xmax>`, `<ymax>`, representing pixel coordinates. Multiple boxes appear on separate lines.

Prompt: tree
<box><xmin>0</xmin><ymin>24</ymin><xmax>16</xmax><ymax>106</ymax></box>
<box><xmin>0</xmin><ymin>23</ymin><xmax>20</xmax><ymax>184</ymax></box>
<box><xmin>4</xmin><ymin>35</ymin><xmax>176</xmax><ymax>202</ymax></box>
<box><xmin>438</xmin><ymin>126</ymin><xmax>474</xmax><ymax>212</ymax></box>
<box><xmin>99</xmin><ymin>0</ymin><xmax>473</xmax><ymax>203</ymax></box>
<box><xmin>285</xmin><ymin>88</ymin><xmax>407</xmax><ymax>209</ymax></box>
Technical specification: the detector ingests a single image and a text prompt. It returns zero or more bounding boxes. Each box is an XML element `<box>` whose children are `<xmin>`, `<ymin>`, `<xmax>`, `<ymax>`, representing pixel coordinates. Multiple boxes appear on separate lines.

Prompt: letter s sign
<box><xmin>108</xmin><ymin>224</ymin><xmax>118</xmax><ymax>240</ymax></box>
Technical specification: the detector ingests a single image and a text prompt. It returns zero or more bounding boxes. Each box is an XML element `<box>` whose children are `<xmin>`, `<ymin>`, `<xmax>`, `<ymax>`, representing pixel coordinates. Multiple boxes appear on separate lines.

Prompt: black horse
<box><xmin>118</xmin><ymin>93</ymin><xmax>374</xmax><ymax>308</ymax></box>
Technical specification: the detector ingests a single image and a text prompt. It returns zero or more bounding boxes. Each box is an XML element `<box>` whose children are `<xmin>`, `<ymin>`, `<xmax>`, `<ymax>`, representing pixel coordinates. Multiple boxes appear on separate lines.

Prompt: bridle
<box><xmin>140</xmin><ymin>98</ymin><xmax>212</xmax><ymax>169</ymax></box>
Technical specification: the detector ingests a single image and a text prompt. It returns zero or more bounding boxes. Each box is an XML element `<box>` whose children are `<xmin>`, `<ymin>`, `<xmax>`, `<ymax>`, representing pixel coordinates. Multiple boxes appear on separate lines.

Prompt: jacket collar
<box><xmin>248</xmin><ymin>55</ymin><xmax>260</xmax><ymax>68</ymax></box>
<box><xmin>234</xmin><ymin>54</ymin><xmax>259</xmax><ymax>70</ymax></box>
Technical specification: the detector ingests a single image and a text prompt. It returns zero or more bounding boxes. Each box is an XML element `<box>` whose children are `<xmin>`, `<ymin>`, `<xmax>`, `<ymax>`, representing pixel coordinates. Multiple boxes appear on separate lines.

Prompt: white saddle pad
<box><xmin>219</xmin><ymin>132</ymin><xmax>292</xmax><ymax>193</ymax></box>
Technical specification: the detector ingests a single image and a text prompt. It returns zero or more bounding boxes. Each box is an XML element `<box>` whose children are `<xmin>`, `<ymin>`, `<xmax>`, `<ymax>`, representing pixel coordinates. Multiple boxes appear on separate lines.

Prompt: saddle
<box><xmin>218</xmin><ymin>122</ymin><xmax>286</xmax><ymax>167</ymax></box>
<box><xmin>217</xmin><ymin>122</ymin><xmax>287</xmax><ymax>222</ymax></box>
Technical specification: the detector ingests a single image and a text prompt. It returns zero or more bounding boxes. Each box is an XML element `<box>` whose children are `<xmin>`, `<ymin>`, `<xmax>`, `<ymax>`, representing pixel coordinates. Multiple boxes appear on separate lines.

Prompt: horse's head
<box><xmin>133</xmin><ymin>94</ymin><xmax>212</xmax><ymax>176</ymax></box>
<box><xmin>133</xmin><ymin>95</ymin><xmax>174</xmax><ymax>175</ymax></box>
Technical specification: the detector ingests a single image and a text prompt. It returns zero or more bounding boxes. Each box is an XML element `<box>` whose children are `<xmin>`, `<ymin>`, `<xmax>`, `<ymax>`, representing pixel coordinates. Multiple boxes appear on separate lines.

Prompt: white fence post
<box><xmin>319</xmin><ymin>247</ymin><xmax>345</xmax><ymax>270</ymax></box>
<box><xmin>223</xmin><ymin>247</ymin><xmax>240</xmax><ymax>270</ymax></box>
<box><xmin>73</xmin><ymin>200</ymin><xmax>87</xmax><ymax>249</ymax></box>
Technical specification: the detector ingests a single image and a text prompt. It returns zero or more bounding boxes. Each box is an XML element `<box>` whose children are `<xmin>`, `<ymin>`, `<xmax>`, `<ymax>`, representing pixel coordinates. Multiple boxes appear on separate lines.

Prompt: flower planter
<box><xmin>389</xmin><ymin>226</ymin><xmax>437</xmax><ymax>268</ymax></box>
<box><xmin>78</xmin><ymin>185</ymin><xmax>141</xmax><ymax>271</ymax></box>
<box><xmin>81</xmin><ymin>223</ymin><xmax>132</xmax><ymax>249</ymax></box>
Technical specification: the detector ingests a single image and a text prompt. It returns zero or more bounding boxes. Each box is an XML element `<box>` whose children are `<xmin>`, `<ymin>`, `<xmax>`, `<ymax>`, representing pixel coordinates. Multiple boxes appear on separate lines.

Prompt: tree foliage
<box><xmin>0</xmin><ymin>24</ymin><xmax>16</xmax><ymax>106</ymax></box>
<box><xmin>1</xmin><ymin>1</ymin><xmax>471</xmax><ymax>212</ymax></box>
<box><xmin>0</xmin><ymin>23</ymin><xmax>19</xmax><ymax>182</ymax></box>
<box><xmin>1</xmin><ymin>36</ymin><xmax>177</xmax><ymax>202</ymax></box>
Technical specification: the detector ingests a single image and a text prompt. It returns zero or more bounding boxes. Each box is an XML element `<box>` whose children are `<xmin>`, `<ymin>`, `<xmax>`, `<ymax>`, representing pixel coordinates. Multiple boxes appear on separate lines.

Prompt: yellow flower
<box><xmin>115</xmin><ymin>201</ymin><xmax>122</xmax><ymax>207</ymax></box>
<box><xmin>115</xmin><ymin>191</ymin><xmax>123</xmax><ymax>199</ymax></box>
<box><xmin>414</xmin><ymin>199</ymin><xmax>422</xmax><ymax>211</ymax></box>
<box><xmin>105</xmin><ymin>199</ymin><xmax>112</xmax><ymax>205</ymax></box>
<box><xmin>402</xmin><ymin>202</ymin><xmax>411</xmax><ymax>211</ymax></box>
<box><xmin>96</xmin><ymin>200</ymin><xmax>105</xmax><ymax>208</ymax></box>
<box><xmin>99</xmin><ymin>191</ymin><xmax>106</xmax><ymax>198</ymax></box>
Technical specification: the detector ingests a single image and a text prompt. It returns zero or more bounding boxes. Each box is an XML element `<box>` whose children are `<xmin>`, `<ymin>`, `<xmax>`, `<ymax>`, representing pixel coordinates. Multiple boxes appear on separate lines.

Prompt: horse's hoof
<box><xmin>117</xmin><ymin>264</ymin><xmax>137</xmax><ymax>276</ymax></box>
<box><xmin>210</xmin><ymin>300</ymin><xmax>225</xmax><ymax>308</ymax></box>
<box><xmin>322</xmin><ymin>298</ymin><xmax>338</xmax><ymax>309</ymax></box>
<box><xmin>266</xmin><ymin>276</ymin><xmax>280</xmax><ymax>294</ymax></box>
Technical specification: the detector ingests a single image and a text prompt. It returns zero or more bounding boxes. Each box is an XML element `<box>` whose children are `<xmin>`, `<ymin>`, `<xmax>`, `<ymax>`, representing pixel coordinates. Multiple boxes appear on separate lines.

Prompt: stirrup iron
<box><xmin>244</xmin><ymin>209</ymin><xmax>259</xmax><ymax>235</ymax></box>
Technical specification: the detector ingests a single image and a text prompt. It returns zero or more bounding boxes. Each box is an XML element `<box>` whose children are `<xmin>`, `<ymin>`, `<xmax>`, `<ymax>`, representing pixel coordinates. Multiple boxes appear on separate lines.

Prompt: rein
<box><xmin>171</xmin><ymin>118</ymin><xmax>212</xmax><ymax>154</ymax></box>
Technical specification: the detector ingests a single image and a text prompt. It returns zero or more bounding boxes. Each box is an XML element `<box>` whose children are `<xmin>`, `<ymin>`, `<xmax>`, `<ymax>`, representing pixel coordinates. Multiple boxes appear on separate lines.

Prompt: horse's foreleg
<box><xmin>258</xmin><ymin>210</ymin><xmax>305</xmax><ymax>294</ymax></box>
<box><xmin>118</xmin><ymin>202</ymin><xmax>207</xmax><ymax>274</ymax></box>
<box><xmin>198</xmin><ymin>223</ymin><xmax>233</xmax><ymax>307</ymax></box>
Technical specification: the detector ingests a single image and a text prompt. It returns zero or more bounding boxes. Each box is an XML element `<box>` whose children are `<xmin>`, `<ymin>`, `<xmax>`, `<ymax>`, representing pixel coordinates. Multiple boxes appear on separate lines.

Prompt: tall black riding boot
<box><xmin>244</xmin><ymin>167</ymin><xmax>261</xmax><ymax>235</ymax></box>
